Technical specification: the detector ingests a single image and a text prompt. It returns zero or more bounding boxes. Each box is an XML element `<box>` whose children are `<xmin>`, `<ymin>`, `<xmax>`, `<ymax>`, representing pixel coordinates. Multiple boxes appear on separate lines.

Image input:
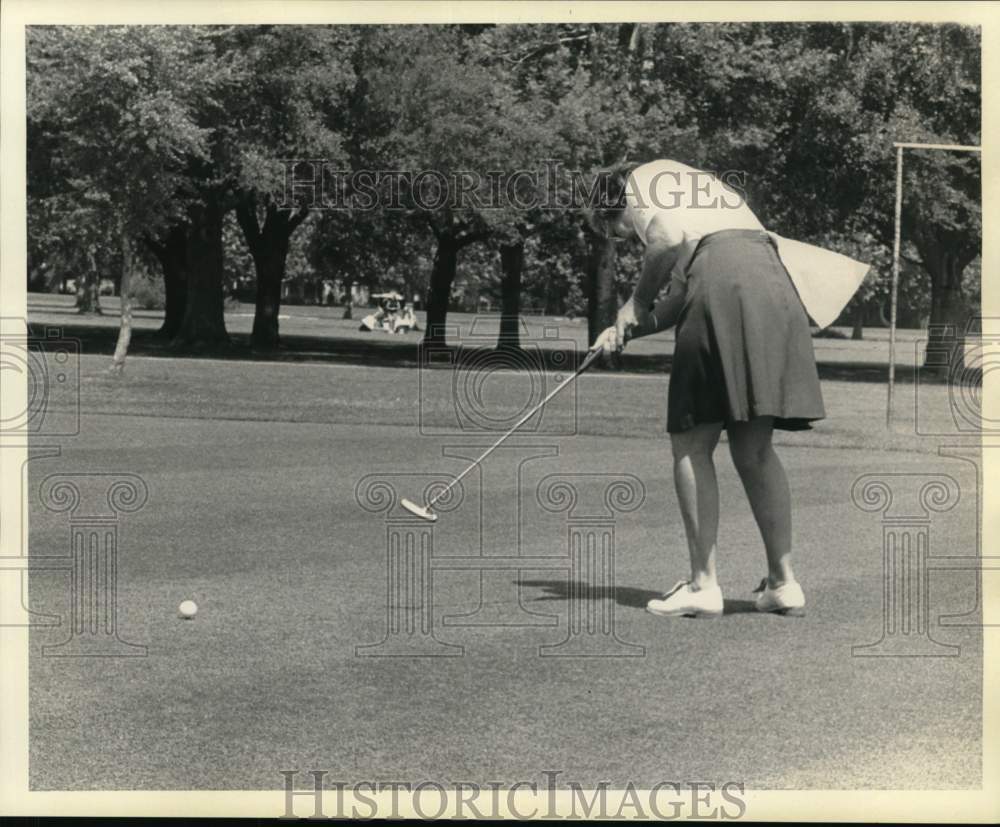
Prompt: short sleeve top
<box><xmin>623</xmin><ymin>159</ymin><xmax>765</xmax><ymax>286</ymax></box>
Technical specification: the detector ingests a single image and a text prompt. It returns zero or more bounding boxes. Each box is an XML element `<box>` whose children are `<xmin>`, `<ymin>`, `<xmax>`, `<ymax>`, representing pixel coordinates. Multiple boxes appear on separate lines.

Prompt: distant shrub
<box><xmin>129</xmin><ymin>269</ymin><xmax>165</xmax><ymax>310</ymax></box>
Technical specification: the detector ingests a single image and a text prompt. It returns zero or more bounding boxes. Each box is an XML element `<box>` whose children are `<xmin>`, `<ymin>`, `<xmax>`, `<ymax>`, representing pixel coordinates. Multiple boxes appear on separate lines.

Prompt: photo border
<box><xmin>1</xmin><ymin>0</ymin><xmax>996</xmax><ymax>820</ymax></box>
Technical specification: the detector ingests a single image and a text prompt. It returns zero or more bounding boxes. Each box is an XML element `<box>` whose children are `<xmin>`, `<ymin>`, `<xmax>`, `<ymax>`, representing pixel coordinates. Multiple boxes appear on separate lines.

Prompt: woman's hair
<box><xmin>586</xmin><ymin>160</ymin><xmax>640</xmax><ymax>236</ymax></box>
<box><xmin>595</xmin><ymin>160</ymin><xmax>640</xmax><ymax>213</ymax></box>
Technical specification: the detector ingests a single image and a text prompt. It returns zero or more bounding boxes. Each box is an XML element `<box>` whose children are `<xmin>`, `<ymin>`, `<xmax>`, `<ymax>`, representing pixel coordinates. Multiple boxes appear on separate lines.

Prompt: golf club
<box><xmin>401</xmin><ymin>347</ymin><xmax>604</xmax><ymax>522</ymax></box>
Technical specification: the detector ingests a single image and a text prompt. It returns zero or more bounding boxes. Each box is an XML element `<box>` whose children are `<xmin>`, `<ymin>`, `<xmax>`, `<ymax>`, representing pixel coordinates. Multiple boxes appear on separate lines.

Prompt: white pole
<box><xmin>892</xmin><ymin>142</ymin><xmax>982</xmax><ymax>153</ymax></box>
<box><xmin>883</xmin><ymin>141</ymin><xmax>979</xmax><ymax>427</ymax></box>
<box><xmin>887</xmin><ymin>145</ymin><xmax>903</xmax><ymax>428</ymax></box>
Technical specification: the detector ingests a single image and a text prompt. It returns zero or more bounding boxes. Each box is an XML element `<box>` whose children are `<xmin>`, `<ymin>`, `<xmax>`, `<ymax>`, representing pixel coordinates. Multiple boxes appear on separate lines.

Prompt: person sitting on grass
<box><xmin>393</xmin><ymin>301</ymin><xmax>418</xmax><ymax>334</ymax></box>
<box><xmin>591</xmin><ymin>159</ymin><xmax>864</xmax><ymax>619</ymax></box>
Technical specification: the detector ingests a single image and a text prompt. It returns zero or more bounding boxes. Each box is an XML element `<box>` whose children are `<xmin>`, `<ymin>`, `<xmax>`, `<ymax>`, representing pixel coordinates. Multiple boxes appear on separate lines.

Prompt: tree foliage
<box><xmin>26</xmin><ymin>21</ymin><xmax>981</xmax><ymax>361</ymax></box>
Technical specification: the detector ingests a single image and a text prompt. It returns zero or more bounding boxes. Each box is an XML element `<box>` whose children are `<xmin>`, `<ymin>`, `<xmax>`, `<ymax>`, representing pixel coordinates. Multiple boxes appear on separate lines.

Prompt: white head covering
<box><xmin>623</xmin><ymin>159</ymin><xmax>762</xmax><ymax>248</ymax></box>
<box><xmin>623</xmin><ymin>159</ymin><xmax>870</xmax><ymax>328</ymax></box>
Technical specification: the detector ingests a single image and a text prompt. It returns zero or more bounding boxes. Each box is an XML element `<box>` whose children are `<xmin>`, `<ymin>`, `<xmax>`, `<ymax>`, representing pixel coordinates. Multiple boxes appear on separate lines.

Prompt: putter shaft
<box><xmin>426</xmin><ymin>349</ymin><xmax>600</xmax><ymax>509</ymax></box>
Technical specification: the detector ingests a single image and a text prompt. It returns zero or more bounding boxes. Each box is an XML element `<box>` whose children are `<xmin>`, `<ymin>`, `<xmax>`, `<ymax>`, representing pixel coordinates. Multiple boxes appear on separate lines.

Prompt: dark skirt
<box><xmin>667</xmin><ymin>229</ymin><xmax>825</xmax><ymax>433</ymax></box>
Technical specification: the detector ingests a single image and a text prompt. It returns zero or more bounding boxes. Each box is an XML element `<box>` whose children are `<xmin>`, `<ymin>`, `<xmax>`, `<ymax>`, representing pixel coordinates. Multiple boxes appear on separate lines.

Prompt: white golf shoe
<box><xmin>752</xmin><ymin>578</ymin><xmax>806</xmax><ymax>616</ymax></box>
<box><xmin>646</xmin><ymin>580</ymin><xmax>724</xmax><ymax>618</ymax></box>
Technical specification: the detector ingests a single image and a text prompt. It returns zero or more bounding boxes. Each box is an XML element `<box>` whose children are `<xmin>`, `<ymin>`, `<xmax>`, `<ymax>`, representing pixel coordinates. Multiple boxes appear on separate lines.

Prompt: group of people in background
<box><xmin>359</xmin><ymin>294</ymin><xmax>419</xmax><ymax>334</ymax></box>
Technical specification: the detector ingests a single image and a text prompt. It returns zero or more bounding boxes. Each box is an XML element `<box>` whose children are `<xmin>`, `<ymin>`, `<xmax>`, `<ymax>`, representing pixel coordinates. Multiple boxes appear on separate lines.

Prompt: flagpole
<box><xmin>887</xmin><ymin>145</ymin><xmax>903</xmax><ymax>428</ymax></box>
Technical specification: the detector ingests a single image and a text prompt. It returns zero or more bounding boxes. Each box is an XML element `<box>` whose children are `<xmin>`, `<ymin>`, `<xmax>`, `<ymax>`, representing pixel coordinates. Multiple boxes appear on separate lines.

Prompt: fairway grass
<box><xmin>55</xmin><ymin>351</ymin><xmax>974</xmax><ymax>457</ymax></box>
<box><xmin>23</xmin><ymin>346</ymin><xmax>982</xmax><ymax>791</ymax></box>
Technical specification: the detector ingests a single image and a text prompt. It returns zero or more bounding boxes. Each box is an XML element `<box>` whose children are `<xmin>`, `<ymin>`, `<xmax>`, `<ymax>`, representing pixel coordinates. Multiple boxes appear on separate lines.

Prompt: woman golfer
<box><xmin>592</xmin><ymin>158</ymin><xmax>839</xmax><ymax>618</ymax></box>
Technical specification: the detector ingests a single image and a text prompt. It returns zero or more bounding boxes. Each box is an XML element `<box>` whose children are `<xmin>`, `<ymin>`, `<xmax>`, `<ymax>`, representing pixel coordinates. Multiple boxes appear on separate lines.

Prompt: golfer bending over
<box><xmin>592</xmin><ymin>159</ymin><xmax>830</xmax><ymax>618</ymax></box>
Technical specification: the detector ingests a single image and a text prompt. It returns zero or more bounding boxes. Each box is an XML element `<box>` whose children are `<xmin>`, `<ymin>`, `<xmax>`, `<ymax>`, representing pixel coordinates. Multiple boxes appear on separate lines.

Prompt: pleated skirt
<box><xmin>667</xmin><ymin>229</ymin><xmax>826</xmax><ymax>433</ymax></box>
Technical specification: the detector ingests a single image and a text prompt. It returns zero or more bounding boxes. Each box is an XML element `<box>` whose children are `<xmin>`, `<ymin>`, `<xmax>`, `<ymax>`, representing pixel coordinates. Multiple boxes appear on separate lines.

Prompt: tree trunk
<box><xmin>148</xmin><ymin>224</ymin><xmax>188</xmax><ymax>340</ymax></box>
<box><xmin>913</xmin><ymin>235</ymin><xmax>972</xmax><ymax>373</ymax></box>
<box><xmin>250</xmin><ymin>241</ymin><xmax>289</xmax><ymax>350</ymax></box>
<box><xmin>497</xmin><ymin>241</ymin><xmax>524</xmax><ymax>351</ymax></box>
<box><xmin>236</xmin><ymin>197</ymin><xmax>308</xmax><ymax>351</ymax></box>
<box><xmin>76</xmin><ymin>249</ymin><xmax>102</xmax><ymax>314</ymax></box>
<box><xmin>585</xmin><ymin>229</ymin><xmax>618</xmax><ymax>347</ymax></box>
<box><xmin>925</xmin><ymin>279</ymin><xmax>967</xmax><ymax>373</ymax></box>
<box><xmin>422</xmin><ymin>236</ymin><xmax>459</xmax><ymax>347</ymax></box>
<box><xmin>109</xmin><ymin>224</ymin><xmax>133</xmax><ymax>377</ymax></box>
<box><xmin>851</xmin><ymin>302</ymin><xmax>865</xmax><ymax>340</ymax></box>
<box><xmin>171</xmin><ymin>198</ymin><xmax>229</xmax><ymax>350</ymax></box>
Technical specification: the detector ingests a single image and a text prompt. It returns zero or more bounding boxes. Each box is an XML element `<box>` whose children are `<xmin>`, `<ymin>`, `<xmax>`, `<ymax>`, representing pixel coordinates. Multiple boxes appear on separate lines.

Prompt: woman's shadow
<box><xmin>516</xmin><ymin>578</ymin><xmax>757</xmax><ymax>614</ymax></box>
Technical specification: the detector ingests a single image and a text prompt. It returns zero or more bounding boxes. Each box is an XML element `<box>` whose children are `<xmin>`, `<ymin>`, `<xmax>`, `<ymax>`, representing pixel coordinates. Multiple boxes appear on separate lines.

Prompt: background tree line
<box><xmin>26</xmin><ymin>22</ymin><xmax>981</xmax><ymax>365</ymax></box>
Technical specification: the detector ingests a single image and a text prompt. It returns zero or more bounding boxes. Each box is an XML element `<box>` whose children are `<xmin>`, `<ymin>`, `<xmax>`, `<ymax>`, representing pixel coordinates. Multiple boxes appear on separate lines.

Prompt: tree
<box><xmin>225</xmin><ymin>25</ymin><xmax>356</xmax><ymax>349</ymax></box>
<box><xmin>496</xmin><ymin>233</ymin><xmax>526</xmax><ymax>351</ymax></box>
<box><xmin>812</xmin><ymin>23</ymin><xmax>981</xmax><ymax>364</ymax></box>
<box><xmin>484</xmin><ymin>23</ymin><xmax>677</xmax><ymax>346</ymax></box>
<box><xmin>351</xmin><ymin>25</ymin><xmax>578</xmax><ymax>348</ymax></box>
<box><xmin>308</xmin><ymin>206</ymin><xmax>433</xmax><ymax>311</ymax></box>
<box><xmin>165</xmin><ymin>29</ymin><xmax>246</xmax><ymax>351</ymax></box>
<box><xmin>144</xmin><ymin>224</ymin><xmax>188</xmax><ymax>339</ymax></box>
<box><xmin>27</xmin><ymin>21</ymin><xmax>979</xmax><ymax>367</ymax></box>
<box><xmin>27</xmin><ymin>26</ymin><xmax>220</xmax><ymax>367</ymax></box>
<box><xmin>642</xmin><ymin>21</ymin><xmax>979</xmax><ymax>360</ymax></box>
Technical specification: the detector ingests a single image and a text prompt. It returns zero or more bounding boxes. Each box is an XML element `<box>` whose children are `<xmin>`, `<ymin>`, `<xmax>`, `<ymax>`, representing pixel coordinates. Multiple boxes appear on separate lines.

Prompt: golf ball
<box><xmin>178</xmin><ymin>599</ymin><xmax>198</xmax><ymax>619</ymax></box>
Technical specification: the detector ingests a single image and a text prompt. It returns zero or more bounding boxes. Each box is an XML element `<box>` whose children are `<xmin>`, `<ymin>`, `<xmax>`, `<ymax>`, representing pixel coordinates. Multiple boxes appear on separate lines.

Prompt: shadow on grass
<box><xmin>518</xmin><ymin>578</ymin><xmax>758</xmax><ymax>615</ymax></box>
<box><xmin>27</xmin><ymin>319</ymin><xmax>972</xmax><ymax>385</ymax></box>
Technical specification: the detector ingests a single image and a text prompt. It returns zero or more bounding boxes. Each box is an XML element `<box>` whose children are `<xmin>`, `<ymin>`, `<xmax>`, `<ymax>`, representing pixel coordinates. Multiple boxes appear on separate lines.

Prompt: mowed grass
<box><xmin>43</xmin><ymin>348</ymin><xmax>974</xmax><ymax>455</ymax></box>
<box><xmin>25</xmin><ymin>351</ymin><xmax>983</xmax><ymax>791</ymax></box>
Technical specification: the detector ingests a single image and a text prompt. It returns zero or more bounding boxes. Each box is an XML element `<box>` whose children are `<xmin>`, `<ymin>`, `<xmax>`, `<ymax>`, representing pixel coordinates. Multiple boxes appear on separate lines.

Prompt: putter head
<box><xmin>400</xmin><ymin>498</ymin><xmax>438</xmax><ymax>522</ymax></box>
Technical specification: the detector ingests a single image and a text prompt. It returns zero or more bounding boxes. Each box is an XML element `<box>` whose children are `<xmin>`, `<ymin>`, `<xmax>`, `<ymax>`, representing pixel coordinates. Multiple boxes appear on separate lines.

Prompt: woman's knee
<box><xmin>670</xmin><ymin>422</ymin><xmax>722</xmax><ymax>461</ymax></box>
<box><xmin>728</xmin><ymin>418</ymin><xmax>774</xmax><ymax>472</ymax></box>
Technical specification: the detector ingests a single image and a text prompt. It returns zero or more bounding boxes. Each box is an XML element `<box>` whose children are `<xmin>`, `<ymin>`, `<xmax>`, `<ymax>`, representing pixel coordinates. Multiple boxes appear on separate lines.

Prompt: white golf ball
<box><xmin>178</xmin><ymin>599</ymin><xmax>198</xmax><ymax>619</ymax></box>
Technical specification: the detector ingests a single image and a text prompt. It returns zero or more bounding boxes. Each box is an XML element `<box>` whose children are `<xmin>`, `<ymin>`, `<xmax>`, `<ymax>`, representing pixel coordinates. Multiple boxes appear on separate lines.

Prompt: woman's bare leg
<box><xmin>727</xmin><ymin>417</ymin><xmax>795</xmax><ymax>587</ymax></box>
<box><xmin>670</xmin><ymin>422</ymin><xmax>724</xmax><ymax>589</ymax></box>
